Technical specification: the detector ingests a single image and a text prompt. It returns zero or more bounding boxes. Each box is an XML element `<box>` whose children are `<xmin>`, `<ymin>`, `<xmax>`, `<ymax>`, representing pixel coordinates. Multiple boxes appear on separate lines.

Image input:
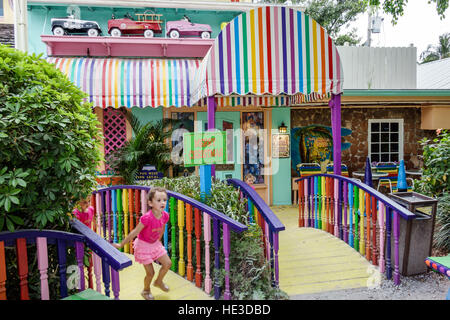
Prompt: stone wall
<box><xmin>291</xmin><ymin>107</ymin><xmax>436</xmax><ymax>176</ymax></box>
<box><xmin>0</xmin><ymin>24</ymin><xmax>14</xmax><ymax>47</ymax></box>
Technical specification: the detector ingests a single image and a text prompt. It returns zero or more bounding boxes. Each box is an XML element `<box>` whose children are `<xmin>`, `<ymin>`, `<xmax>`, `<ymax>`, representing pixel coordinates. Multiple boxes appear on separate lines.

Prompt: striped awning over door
<box><xmin>46</xmin><ymin>57</ymin><xmax>201</xmax><ymax>108</ymax></box>
<box><xmin>191</xmin><ymin>6</ymin><xmax>344</xmax><ymax>106</ymax></box>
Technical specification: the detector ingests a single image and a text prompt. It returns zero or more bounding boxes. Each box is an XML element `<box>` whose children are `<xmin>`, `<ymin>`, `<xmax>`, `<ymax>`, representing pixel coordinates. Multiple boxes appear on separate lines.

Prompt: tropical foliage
<box><xmin>0</xmin><ymin>44</ymin><xmax>102</xmax><ymax>231</ymax></box>
<box><xmin>420</xmin><ymin>32</ymin><xmax>450</xmax><ymax>64</ymax></box>
<box><xmin>414</xmin><ymin>130</ymin><xmax>450</xmax><ymax>254</ymax></box>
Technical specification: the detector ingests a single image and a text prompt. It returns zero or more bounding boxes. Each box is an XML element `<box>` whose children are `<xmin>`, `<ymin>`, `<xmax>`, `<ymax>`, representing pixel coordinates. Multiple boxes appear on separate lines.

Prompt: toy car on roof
<box><xmin>51</xmin><ymin>15</ymin><xmax>102</xmax><ymax>37</ymax></box>
<box><xmin>108</xmin><ymin>11</ymin><xmax>163</xmax><ymax>37</ymax></box>
<box><xmin>166</xmin><ymin>16</ymin><xmax>212</xmax><ymax>39</ymax></box>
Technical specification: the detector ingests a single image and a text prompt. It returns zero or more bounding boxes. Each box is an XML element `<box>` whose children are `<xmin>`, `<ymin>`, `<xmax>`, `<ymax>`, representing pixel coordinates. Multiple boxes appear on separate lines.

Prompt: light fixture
<box><xmin>278</xmin><ymin>122</ymin><xmax>287</xmax><ymax>133</ymax></box>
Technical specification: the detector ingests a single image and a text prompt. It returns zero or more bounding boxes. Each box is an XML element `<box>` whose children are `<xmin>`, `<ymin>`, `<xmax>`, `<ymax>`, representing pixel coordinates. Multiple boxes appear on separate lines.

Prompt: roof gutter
<box><xmin>28</xmin><ymin>0</ymin><xmax>306</xmax><ymax>12</ymax></box>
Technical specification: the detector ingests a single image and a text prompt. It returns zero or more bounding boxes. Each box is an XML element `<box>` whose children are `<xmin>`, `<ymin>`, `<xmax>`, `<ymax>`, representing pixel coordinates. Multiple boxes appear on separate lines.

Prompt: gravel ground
<box><xmin>290</xmin><ymin>271</ymin><xmax>449</xmax><ymax>300</ymax></box>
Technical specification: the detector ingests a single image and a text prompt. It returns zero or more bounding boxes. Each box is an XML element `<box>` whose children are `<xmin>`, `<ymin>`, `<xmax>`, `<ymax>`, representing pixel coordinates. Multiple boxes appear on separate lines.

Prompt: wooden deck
<box><xmin>274</xmin><ymin>205</ymin><xmax>381</xmax><ymax>296</ymax></box>
<box><xmin>118</xmin><ymin>205</ymin><xmax>380</xmax><ymax>300</ymax></box>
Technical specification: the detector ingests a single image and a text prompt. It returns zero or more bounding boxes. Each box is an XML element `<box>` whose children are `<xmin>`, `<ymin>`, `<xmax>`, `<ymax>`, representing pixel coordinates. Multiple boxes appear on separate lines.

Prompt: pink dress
<box><xmin>73</xmin><ymin>206</ymin><xmax>94</xmax><ymax>228</ymax></box>
<box><xmin>133</xmin><ymin>210</ymin><xmax>169</xmax><ymax>265</ymax></box>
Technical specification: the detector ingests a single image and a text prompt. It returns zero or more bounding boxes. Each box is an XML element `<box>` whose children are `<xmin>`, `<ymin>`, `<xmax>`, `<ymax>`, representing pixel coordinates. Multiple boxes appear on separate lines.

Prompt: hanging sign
<box><xmin>183</xmin><ymin>131</ymin><xmax>227</xmax><ymax>167</ymax></box>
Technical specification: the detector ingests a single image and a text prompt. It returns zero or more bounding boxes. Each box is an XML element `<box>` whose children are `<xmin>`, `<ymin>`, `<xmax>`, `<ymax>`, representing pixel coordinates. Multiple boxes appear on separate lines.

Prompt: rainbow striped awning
<box><xmin>46</xmin><ymin>57</ymin><xmax>201</xmax><ymax>108</ymax></box>
<box><xmin>190</xmin><ymin>6</ymin><xmax>344</xmax><ymax>106</ymax></box>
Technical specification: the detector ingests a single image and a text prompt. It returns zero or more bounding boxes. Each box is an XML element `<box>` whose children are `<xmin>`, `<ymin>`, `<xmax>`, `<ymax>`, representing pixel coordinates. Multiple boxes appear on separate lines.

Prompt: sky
<box><xmin>346</xmin><ymin>1</ymin><xmax>450</xmax><ymax>61</ymax></box>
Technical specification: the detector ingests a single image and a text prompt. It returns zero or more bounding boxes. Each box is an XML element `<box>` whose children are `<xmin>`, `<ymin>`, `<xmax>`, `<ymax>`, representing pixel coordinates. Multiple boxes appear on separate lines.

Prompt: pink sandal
<box><xmin>141</xmin><ymin>290</ymin><xmax>154</xmax><ymax>300</ymax></box>
<box><xmin>153</xmin><ymin>281</ymin><xmax>169</xmax><ymax>292</ymax></box>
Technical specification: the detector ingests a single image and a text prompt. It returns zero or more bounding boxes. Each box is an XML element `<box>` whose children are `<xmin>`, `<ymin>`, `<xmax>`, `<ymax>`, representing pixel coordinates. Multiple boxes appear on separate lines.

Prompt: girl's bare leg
<box><xmin>154</xmin><ymin>254</ymin><xmax>172</xmax><ymax>291</ymax></box>
<box><xmin>143</xmin><ymin>263</ymin><xmax>155</xmax><ymax>292</ymax></box>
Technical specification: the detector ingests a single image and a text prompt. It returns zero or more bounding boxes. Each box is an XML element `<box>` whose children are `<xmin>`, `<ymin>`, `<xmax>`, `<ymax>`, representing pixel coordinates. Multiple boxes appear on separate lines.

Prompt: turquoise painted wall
<box><xmin>271</xmin><ymin>108</ymin><xmax>292</xmax><ymax>205</ymax></box>
<box><xmin>27</xmin><ymin>4</ymin><xmax>241</xmax><ymax>56</ymax></box>
<box><xmin>131</xmin><ymin>106</ymin><xmax>163</xmax><ymax>128</ymax></box>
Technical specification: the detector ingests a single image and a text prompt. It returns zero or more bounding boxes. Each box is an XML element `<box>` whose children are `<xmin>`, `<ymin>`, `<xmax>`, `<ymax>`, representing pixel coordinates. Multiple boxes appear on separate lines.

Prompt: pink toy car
<box><xmin>166</xmin><ymin>16</ymin><xmax>212</xmax><ymax>39</ymax></box>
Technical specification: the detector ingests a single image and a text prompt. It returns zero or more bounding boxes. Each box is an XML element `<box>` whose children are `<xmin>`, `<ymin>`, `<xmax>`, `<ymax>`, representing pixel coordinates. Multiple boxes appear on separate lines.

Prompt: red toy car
<box><xmin>108</xmin><ymin>12</ymin><xmax>163</xmax><ymax>37</ymax></box>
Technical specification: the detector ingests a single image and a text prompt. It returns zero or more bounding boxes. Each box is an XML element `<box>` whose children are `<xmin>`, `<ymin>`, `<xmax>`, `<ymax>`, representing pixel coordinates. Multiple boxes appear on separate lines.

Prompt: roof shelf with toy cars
<box><xmin>40</xmin><ymin>35</ymin><xmax>214</xmax><ymax>58</ymax></box>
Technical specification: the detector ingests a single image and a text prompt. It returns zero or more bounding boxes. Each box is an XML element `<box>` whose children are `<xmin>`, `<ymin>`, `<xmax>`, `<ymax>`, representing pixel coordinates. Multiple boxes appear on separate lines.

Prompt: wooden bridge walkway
<box><xmin>118</xmin><ymin>205</ymin><xmax>380</xmax><ymax>300</ymax></box>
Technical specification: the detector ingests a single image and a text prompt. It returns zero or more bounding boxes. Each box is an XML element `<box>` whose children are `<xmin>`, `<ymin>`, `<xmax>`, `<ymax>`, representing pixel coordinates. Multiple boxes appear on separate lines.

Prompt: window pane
<box><xmin>381</xmin><ymin>144</ymin><xmax>389</xmax><ymax>152</ymax></box>
<box><xmin>371</xmin><ymin>144</ymin><xmax>379</xmax><ymax>152</ymax></box>
<box><xmin>381</xmin><ymin>123</ymin><xmax>390</xmax><ymax>132</ymax></box>
<box><xmin>391</xmin><ymin>143</ymin><xmax>399</xmax><ymax>152</ymax></box>
<box><xmin>390</xmin><ymin>122</ymin><xmax>399</xmax><ymax>132</ymax></box>
<box><xmin>390</xmin><ymin>133</ymin><xmax>398</xmax><ymax>142</ymax></box>
<box><xmin>372</xmin><ymin>154</ymin><xmax>380</xmax><ymax>162</ymax></box>
<box><xmin>381</xmin><ymin>153</ymin><xmax>390</xmax><ymax>162</ymax></box>
<box><xmin>381</xmin><ymin>133</ymin><xmax>389</xmax><ymax>142</ymax></box>
<box><xmin>371</xmin><ymin>122</ymin><xmax>380</xmax><ymax>132</ymax></box>
<box><xmin>391</xmin><ymin>153</ymin><xmax>399</xmax><ymax>162</ymax></box>
<box><xmin>371</xmin><ymin>133</ymin><xmax>380</xmax><ymax>142</ymax></box>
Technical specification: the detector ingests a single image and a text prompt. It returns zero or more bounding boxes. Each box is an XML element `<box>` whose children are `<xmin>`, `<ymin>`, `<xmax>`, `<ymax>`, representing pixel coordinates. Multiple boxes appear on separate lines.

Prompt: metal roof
<box><xmin>417</xmin><ymin>57</ymin><xmax>450</xmax><ymax>89</ymax></box>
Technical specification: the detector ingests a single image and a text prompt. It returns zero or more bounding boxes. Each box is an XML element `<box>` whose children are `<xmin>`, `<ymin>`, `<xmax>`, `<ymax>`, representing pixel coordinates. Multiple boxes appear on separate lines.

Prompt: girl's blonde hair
<box><xmin>147</xmin><ymin>187</ymin><xmax>168</xmax><ymax>202</ymax></box>
<box><xmin>244</xmin><ymin>173</ymin><xmax>255</xmax><ymax>182</ymax></box>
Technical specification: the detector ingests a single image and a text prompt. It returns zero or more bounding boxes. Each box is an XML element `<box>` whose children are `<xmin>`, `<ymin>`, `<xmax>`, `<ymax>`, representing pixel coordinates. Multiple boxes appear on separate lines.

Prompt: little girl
<box><xmin>113</xmin><ymin>187</ymin><xmax>172</xmax><ymax>300</ymax></box>
<box><xmin>72</xmin><ymin>197</ymin><xmax>94</xmax><ymax>228</ymax></box>
<box><xmin>244</xmin><ymin>173</ymin><xmax>256</xmax><ymax>190</ymax></box>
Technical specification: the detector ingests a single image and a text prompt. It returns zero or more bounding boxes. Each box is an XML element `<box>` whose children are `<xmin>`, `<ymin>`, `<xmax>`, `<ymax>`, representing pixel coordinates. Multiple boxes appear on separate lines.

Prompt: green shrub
<box><xmin>0</xmin><ymin>44</ymin><xmax>102</xmax><ymax>231</ymax></box>
<box><xmin>143</xmin><ymin>176</ymin><xmax>288</xmax><ymax>300</ymax></box>
<box><xmin>435</xmin><ymin>194</ymin><xmax>450</xmax><ymax>253</ymax></box>
<box><xmin>414</xmin><ymin>130</ymin><xmax>450</xmax><ymax>197</ymax></box>
<box><xmin>414</xmin><ymin>129</ymin><xmax>450</xmax><ymax>254</ymax></box>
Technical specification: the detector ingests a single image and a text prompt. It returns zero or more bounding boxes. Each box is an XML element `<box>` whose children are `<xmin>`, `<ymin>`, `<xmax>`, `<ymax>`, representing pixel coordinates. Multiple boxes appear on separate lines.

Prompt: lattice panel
<box><xmin>103</xmin><ymin>108</ymin><xmax>127</xmax><ymax>167</ymax></box>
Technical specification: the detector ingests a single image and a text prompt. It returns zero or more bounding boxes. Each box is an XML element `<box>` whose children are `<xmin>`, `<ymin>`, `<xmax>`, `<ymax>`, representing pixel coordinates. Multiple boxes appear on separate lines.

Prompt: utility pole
<box><xmin>13</xmin><ymin>0</ymin><xmax>28</xmax><ymax>52</ymax></box>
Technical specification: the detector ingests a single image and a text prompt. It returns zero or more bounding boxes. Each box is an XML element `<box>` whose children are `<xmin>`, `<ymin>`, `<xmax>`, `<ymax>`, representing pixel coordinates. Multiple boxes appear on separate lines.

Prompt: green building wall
<box><xmin>271</xmin><ymin>108</ymin><xmax>291</xmax><ymax>205</ymax></box>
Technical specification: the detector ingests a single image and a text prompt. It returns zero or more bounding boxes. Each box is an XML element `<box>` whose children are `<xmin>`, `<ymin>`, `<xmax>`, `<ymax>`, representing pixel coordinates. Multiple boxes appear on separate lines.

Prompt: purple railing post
<box><xmin>101</xmin><ymin>259</ymin><xmax>111</xmax><ymax>297</ymax></box>
<box><xmin>309</xmin><ymin>177</ymin><xmax>314</xmax><ymax>227</ymax></box>
<box><xmin>223</xmin><ymin>223</ymin><xmax>231</xmax><ymax>300</ymax></box>
<box><xmin>330</xmin><ymin>94</ymin><xmax>342</xmax><ymax>175</ymax></box>
<box><xmin>111</xmin><ymin>269</ymin><xmax>120</xmax><ymax>300</ymax></box>
<box><xmin>385</xmin><ymin>206</ymin><xmax>392</xmax><ymax>280</ymax></box>
<box><xmin>343</xmin><ymin>181</ymin><xmax>348</xmax><ymax>243</ymax></box>
<box><xmin>273</xmin><ymin>231</ymin><xmax>280</xmax><ymax>287</ymax></box>
<box><xmin>212</xmin><ymin>218</ymin><xmax>221</xmax><ymax>299</ymax></box>
<box><xmin>107</xmin><ymin>190</ymin><xmax>111</xmax><ymax>242</ymax></box>
<box><xmin>338</xmin><ymin>179</ymin><xmax>343</xmax><ymax>240</ymax></box>
<box><xmin>93</xmin><ymin>252</ymin><xmax>102</xmax><ymax>292</ymax></box>
<box><xmin>101</xmin><ymin>191</ymin><xmax>106</xmax><ymax>240</ymax></box>
<box><xmin>334</xmin><ymin>179</ymin><xmax>339</xmax><ymax>237</ymax></box>
<box><xmin>379</xmin><ymin>202</ymin><xmax>385</xmax><ymax>273</ymax></box>
<box><xmin>393</xmin><ymin>210</ymin><xmax>401</xmax><ymax>285</ymax></box>
<box><xmin>75</xmin><ymin>241</ymin><xmax>85</xmax><ymax>291</ymax></box>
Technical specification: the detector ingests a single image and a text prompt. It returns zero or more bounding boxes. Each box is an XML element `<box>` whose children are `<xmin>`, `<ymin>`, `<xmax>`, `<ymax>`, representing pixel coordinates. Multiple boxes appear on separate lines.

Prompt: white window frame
<box><xmin>368</xmin><ymin>119</ymin><xmax>404</xmax><ymax>163</ymax></box>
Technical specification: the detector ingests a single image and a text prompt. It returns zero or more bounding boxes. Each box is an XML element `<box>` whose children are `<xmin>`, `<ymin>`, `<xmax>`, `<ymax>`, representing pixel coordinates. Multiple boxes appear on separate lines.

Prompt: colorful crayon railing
<box><xmin>295</xmin><ymin>174</ymin><xmax>417</xmax><ymax>285</ymax></box>
<box><xmin>0</xmin><ymin>220</ymin><xmax>132</xmax><ymax>300</ymax></box>
<box><xmin>91</xmin><ymin>185</ymin><xmax>248</xmax><ymax>300</ymax></box>
<box><xmin>226</xmin><ymin>179</ymin><xmax>285</xmax><ymax>288</ymax></box>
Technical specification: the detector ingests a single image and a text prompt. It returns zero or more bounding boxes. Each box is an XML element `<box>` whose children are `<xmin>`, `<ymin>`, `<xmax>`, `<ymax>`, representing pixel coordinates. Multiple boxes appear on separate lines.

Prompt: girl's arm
<box><xmin>113</xmin><ymin>222</ymin><xmax>145</xmax><ymax>249</ymax></box>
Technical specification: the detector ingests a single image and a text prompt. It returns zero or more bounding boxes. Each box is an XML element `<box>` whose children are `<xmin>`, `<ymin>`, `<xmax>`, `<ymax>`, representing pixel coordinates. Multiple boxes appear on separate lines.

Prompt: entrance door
<box><xmin>197</xmin><ymin>111</ymin><xmax>241</xmax><ymax>182</ymax></box>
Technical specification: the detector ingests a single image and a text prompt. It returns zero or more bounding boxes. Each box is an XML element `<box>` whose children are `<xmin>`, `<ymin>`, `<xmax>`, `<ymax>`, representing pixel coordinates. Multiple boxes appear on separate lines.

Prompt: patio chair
<box><xmin>326</xmin><ymin>163</ymin><xmax>349</xmax><ymax>177</ymax></box>
<box><xmin>376</xmin><ymin>162</ymin><xmax>413</xmax><ymax>193</ymax></box>
<box><xmin>296</xmin><ymin>163</ymin><xmax>321</xmax><ymax>178</ymax></box>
